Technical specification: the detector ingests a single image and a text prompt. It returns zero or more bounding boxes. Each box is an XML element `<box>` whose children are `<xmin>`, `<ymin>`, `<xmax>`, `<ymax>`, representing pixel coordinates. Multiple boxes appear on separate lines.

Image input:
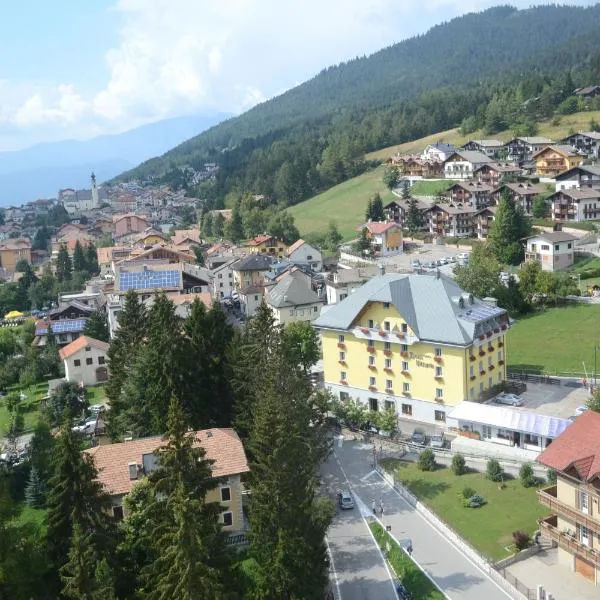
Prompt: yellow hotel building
<box><xmin>314</xmin><ymin>272</ymin><xmax>510</xmax><ymax>425</ymax></box>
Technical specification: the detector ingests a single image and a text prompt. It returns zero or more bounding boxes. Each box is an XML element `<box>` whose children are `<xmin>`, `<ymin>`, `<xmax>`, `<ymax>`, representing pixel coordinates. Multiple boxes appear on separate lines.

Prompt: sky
<box><xmin>0</xmin><ymin>0</ymin><xmax>596</xmax><ymax>151</ymax></box>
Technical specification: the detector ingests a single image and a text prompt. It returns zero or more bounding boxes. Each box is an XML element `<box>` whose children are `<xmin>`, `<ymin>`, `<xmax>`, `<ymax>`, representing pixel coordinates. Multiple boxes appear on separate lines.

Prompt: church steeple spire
<box><xmin>91</xmin><ymin>172</ymin><xmax>98</xmax><ymax>208</ymax></box>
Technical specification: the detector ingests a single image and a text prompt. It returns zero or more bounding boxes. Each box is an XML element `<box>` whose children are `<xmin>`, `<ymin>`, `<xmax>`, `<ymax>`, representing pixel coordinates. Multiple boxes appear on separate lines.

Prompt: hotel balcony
<box><xmin>525</xmin><ymin>252</ymin><xmax>541</xmax><ymax>262</ymax></box>
<box><xmin>538</xmin><ymin>485</ymin><xmax>600</xmax><ymax>535</ymax></box>
<box><xmin>539</xmin><ymin>514</ymin><xmax>600</xmax><ymax>566</ymax></box>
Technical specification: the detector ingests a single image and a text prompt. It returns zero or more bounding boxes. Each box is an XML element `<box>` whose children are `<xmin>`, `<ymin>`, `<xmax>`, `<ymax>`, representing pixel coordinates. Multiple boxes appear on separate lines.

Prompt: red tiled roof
<box><xmin>86</xmin><ymin>428</ymin><xmax>249</xmax><ymax>496</ymax></box>
<box><xmin>537</xmin><ymin>410</ymin><xmax>600</xmax><ymax>482</ymax></box>
<box><xmin>59</xmin><ymin>335</ymin><xmax>109</xmax><ymax>360</ymax></box>
<box><xmin>358</xmin><ymin>222</ymin><xmax>401</xmax><ymax>234</ymax></box>
<box><xmin>247</xmin><ymin>234</ymin><xmax>273</xmax><ymax>246</ymax></box>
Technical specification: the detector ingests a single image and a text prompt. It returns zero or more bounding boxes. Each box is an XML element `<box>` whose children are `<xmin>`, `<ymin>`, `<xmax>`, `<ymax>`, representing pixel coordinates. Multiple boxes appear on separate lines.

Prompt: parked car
<box><xmin>499</xmin><ymin>271</ymin><xmax>510</xmax><ymax>282</ymax></box>
<box><xmin>72</xmin><ymin>416</ymin><xmax>99</xmax><ymax>435</ymax></box>
<box><xmin>574</xmin><ymin>405</ymin><xmax>588</xmax><ymax>416</ymax></box>
<box><xmin>89</xmin><ymin>403</ymin><xmax>107</xmax><ymax>414</ymax></box>
<box><xmin>429</xmin><ymin>433</ymin><xmax>445</xmax><ymax>449</ymax></box>
<box><xmin>457</xmin><ymin>252</ymin><xmax>469</xmax><ymax>260</ymax></box>
<box><xmin>426</xmin><ymin>261</ymin><xmax>436</xmax><ymax>269</ymax></box>
<box><xmin>494</xmin><ymin>393</ymin><xmax>523</xmax><ymax>407</ymax></box>
<box><xmin>395</xmin><ymin>581</ymin><xmax>412</xmax><ymax>600</ymax></box>
<box><xmin>411</xmin><ymin>429</ymin><xmax>426</xmax><ymax>445</ymax></box>
<box><xmin>439</xmin><ymin>257</ymin><xmax>448</xmax><ymax>265</ymax></box>
<box><xmin>337</xmin><ymin>491</ymin><xmax>355</xmax><ymax>510</ymax></box>
<box><xmin>411</xmin><ymin>260</ymin><xmax>421</xmax><ymax>268</ymax></box>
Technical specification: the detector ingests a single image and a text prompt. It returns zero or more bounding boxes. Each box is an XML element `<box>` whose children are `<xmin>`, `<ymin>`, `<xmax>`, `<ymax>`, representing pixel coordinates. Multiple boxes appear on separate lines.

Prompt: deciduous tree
<box><xmin>453</xmin><ymin>244</ymin><xmax>501</xmax><ymax>298</ymax></box>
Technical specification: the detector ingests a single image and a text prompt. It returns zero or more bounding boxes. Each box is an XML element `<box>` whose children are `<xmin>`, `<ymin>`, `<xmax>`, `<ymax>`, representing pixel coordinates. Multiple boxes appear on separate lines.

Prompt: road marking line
<box><xmin>361</xmin><ymin>470</ymin><xmax>379</xmax><ymax>481</ymax></box>
<box><xmin>325</xmin><ymin>536</ymin><xmax>342</xmax><ymax>600</ymax></box>
<box><xmin>374</xmin><ymin>470</ymin><xmax>514</xmax><ymax>600</ymax></box>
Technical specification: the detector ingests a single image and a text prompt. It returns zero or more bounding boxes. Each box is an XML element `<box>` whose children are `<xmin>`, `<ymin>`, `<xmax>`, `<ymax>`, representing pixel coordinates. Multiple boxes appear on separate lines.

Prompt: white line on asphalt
<box><xmin>374</xmin><ymin>471</ymin><xmax>514</xmax><ymax>600</ymax></box>
<box><xmin>361</xmin><ymin>470</ymin><xmax>379</xmax><ymax>481</ymax></box>
<box><xmin>325</xmin><ymin>536</ymin><xmax>342</xmax><ymax>600</ymax></box>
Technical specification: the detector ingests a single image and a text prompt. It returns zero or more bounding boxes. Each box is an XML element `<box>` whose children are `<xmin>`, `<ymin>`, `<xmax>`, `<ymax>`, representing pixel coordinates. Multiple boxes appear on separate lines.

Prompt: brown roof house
<box><xmin>59</xmin><ymin>335</ymin><xmax>109</xmax><ymax>386</ymax></box>
<box><xmin>88</xmin><ymin>428</ymin><xmax>250</xmax><ymax>531</ymax></box>
<box><xmin>537</xmin><ymin>411</ymin><xmax>600</xmax><ymax>585</ymax></box>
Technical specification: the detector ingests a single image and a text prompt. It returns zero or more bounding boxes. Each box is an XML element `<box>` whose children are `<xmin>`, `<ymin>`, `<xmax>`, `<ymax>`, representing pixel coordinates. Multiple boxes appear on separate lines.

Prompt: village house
<box><xmin>473</xmin><ymin>162</ymin><xmax>522</xmax><ymax>187</ymax></box>
<box><xmin>87</xmin><ymin>428</ymin><xmax>250</xmax><ymax>533</ymax></box>
<box><xmin>427</xmin><ymin>203</ymin><xmax>479</xmax><ymax>238</ymax></box>
<box><xmin>422</xmin><ymin>143</ymin><xmax>456</xmax><ymax>162</ymax></box>
<box><xmin>244</xmin><ymin>234</ymin><xmax>288</xmax><ymax>258</ymax></box>
<box><xmin>448</xmin><ymin>181</ymin><xmax>494</xmax><ymax>209</ymax></box>
<box><xmin>549</xmin><ymin>188</ymin><xmax>600</xmax><ymax>222</ymax></box>
<box><xmin>59</xmin><ymin>335</ymin><xmax>109</xmax><ymax>386</ymax></box>
<box><xmin>474</xmin><ymin>206</ymin><xmax>497</xmax><ymax>240</ymax></box>
<box><xmin>555</xmin><ymin>165</ymin><xmax>600</xmax><ymax>191</ymax></box>
<box><xmin>492</xmin><ymin>182</ymin><xmax>548</xmax><ymax>216</ymax></box>
<box><xmin>325</xmin><ymin>265</ymin><xmax>379</xmax><ymax>305</ymax></box>
<box><xmin>388</xmin><ymin>154</ymin><xmax>444</xmax><ymax>178</ymax></box>
<box><xmin>443</xmin><ymin>150</ymin><xmax>494</xmax><ymax>180</ymax></box>
<box><xmin>358</xmin><ymin>221</ymin><xmax>403</xmax><ymax>256</ymax></box>
<box><xmin>33</xmin><ymin>318</ymin><xmax>88</xmax><ymax>347</ymax></box>
<box><xmin>533</xmin><ymin>145</ymin><xmax>583</xmax><ymax>177</ymax></box>
<box><xmin>524</xmin><ymin>232</ymin><xmax>577</xmax><ymax>272</ymax></box>
<box><xmin>0</xmin><ymin>238</ymin><xmax>32</xmax><ymax>272</ymax></box>
<box><xmin>285</xmin><ymin>239</ymin><xmax>323</xmax><ymax>272</ymax></box>
<box><xmin>574</xmin><ymin>86</ymin><xmax>600</xmax><ymax>100</ymax></box>
<box><xmin>130</xmin><ymin>229</ymin><xmax>168</xmax><ymax>248</ymax></box>
<box><xmin>562</xmin><ymin>131</ymin><xmax>600</xmax><ymax>159</ymax></box>
<box><xmin>113</xmin><ymin>214</ymin><xmax>150</xmax><ymax>239</ymax></box>
<box><xmin>231</xmin><ymin>254</ymin><xmax>275</xmax><ymax>318</ymax></box>
<box><xmin>383</xmin><ymin>198</ymin><xmax>432</xmax><ymax>229</ymax></box>
<box><xmin>171</xmin><ymin>229</ymin><xmax>202</xmax><ymax>248</ymax></box>
<box><xmin>265</xmin><ymin>270</ymin><xmax>324</xmax><ymax>326</ymax></box>
<box><xmin>505</xmin><ymin>136</ymin><xmax>554</xmax><ymax>164</ymax></box>
<box><xmin>314</xmin><ymin>272</ymin><xmax>510</xmax><ymax>425</ymax></box>
<box><xmin>51</xmin><ymin>229</ymin><xmax>95</xmax><ymax>256</ymax></box>
<box><xmin>461</xmin><ymin>139</ymin><xmax>505</xmax><ymax>158</ymax></box>
<box><xmin>536</xmin><ymin>411</ymin><xmax>600</xmax><ymax>586</ymax></box>
<box><xmin>211</xmin><ymin>257</ymin><xmax>237</xmax><ymax>299</ymax></box>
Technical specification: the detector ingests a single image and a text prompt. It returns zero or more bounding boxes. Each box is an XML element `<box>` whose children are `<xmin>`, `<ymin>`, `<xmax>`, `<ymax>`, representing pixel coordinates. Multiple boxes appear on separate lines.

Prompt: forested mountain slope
<box><xmin>116</xmin><ymin>4</ymin><xmax>600</xmax><ymax>206</ymax></box>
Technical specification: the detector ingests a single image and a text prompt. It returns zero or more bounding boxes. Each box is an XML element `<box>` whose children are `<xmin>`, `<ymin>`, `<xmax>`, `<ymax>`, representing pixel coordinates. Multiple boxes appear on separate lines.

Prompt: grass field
<box><xmin>507</xmin><ymin>304</ymin><xmax>600</xmax><ymax>374</ymax></box>
<box><xmin>410</xmin><ymin>179</ymin><xmax>454</xmax><ymax>197</ymax></box>
<box><xmin>288</xmin><ymin>166</ymin><xmax>395</xmax><ymax>239</ymax></box>
<box><xmin>381</xmin><ymin>459</ymin><xmax>547</xmax><ymax>561</ymax></box>
<box><xmin>0</xmin><ymin>382</ymin><xmax>48</xmax><ymax>437</ymax></box>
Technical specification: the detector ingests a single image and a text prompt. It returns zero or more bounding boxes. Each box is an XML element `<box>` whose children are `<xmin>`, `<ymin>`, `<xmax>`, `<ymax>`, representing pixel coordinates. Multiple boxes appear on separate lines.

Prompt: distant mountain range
<box><xmin>0</xmin><ymin>112</ymin><xmax>230</xmax><ymax>206</ymax></box>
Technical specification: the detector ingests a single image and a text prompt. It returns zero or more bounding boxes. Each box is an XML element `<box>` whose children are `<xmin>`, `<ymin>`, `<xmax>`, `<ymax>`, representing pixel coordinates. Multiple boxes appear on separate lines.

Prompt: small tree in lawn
<box><xmin>519</xmin><ymin>463</ymin><xmax>536</xmax><ymax>488</ymax></box>
<box><xmin>486</xmin><ymin>458</ymin><xmax>504</xmax><ymax>482</ymax></box>
<box><xmin>452</xmin><ymin>453</ymin><xmax>466</xmax><ymax>476</ymax></box>
<box><xmin>377</xmin><ymin>407</ymin><xmax>398</xmax><ymax>436</ymax></box>
<box><xmin>354</xmin><ymin>227</ymin><xmax>371</xmax><ymax>254</ymax></box>
<box><xmin>417</xmin><ymin>448</ymin><xmax>436</xmax><ymax>472</ymax></box>
<box><xmin>383</xmin><ymin>165</ymin><xmax>399</xmax><ymax>190</ymax></box>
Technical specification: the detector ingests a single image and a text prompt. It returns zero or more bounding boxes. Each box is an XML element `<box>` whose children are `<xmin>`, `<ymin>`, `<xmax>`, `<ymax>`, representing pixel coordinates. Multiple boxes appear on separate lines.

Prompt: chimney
<box><xmin>128</xmin><ymin>462</ymin><xmax>138</xmax><ymax>480</ymax></box>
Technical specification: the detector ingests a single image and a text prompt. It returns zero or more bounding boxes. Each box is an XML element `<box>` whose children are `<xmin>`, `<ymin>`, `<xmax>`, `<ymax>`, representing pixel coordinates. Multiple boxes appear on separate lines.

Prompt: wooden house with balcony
<box><xmin>537</xmin><ymin>411</ymin><xmax>600</xmax><ymax>586</ymax></box>
<box><xmin>533</xmin><ymin>145</ymin><xmax>582</xmax><ymax>177</ymax></box>
<box><xmin>548</xmin><ymin>188</ymin><xmax>600</xmax><ymax>222</ymax></box>
<box><xmin>473</xmin><ymin>162</ymin><xmax>521</xmax><ymax>187</ymax></box>
<box><xmin>474</xmin><ymin>206</ymin><xmax>496</xmax><ymax>240</ymax></box>
<box><xmin>492</xmin><ymin>182</ymin><xmax>547</xmax><ymax>216</ymax></box>
<box><xmin>388</xmin><ymin>154</ymin><xmax>443</xmax><ymax>178</ymax></box>
<box><xmin>447</xmin><ymin>181</ymin><xmax>493</xmax><ymax>209</ymax></box>
<box><xmin>427</xmin><ymin>203</ymin><xmax>479</xmax><ymax>238</ymax></box>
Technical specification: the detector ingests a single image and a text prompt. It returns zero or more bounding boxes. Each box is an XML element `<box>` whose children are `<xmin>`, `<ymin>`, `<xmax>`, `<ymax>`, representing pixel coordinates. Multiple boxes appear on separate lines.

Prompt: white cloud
<box><xmin>0</xmin><ymin>0</ymin><xmax>597</xmax><ymax>148</ymax></box>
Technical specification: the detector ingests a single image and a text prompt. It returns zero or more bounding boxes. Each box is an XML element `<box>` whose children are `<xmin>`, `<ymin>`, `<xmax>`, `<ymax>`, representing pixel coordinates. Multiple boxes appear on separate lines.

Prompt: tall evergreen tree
<box><xmin>86</xmin><ymin>243</ymin><xmax>99</xmax><ymax>275</ymax></box>
<box><xmin>72</xmin><ymin>240</ymin><xmax>87</xmax><ymax>273</ymax></box>
<box><xmin>25</xmin><ymin>466</ymin><xmax>44</xmax><ymax>508</ymax></box>
<box><xmin>370</xmin><ymin>193</ymin><xmax>385</xmax><ymax>221</ymax></box>
<box><xmin>183</xmin><ymin>300</ymin><xmax>234</xmax><ymax>428</ymax></box>
<box><xmin>83</xmin><ymin>311</ymin><xmax>110</xmax><ymax>342</ymax></box>
<box><xmin>140</xmin><ymin>397</ymin><xmax>229</xmax><ymax>599</ymax></box>
<box><xmin>226</xmin><ymin>201</ymin><xmax>244</xmax><ymax>243</ymax></box>
<box><xmin>106</xmin><ymin>290</ymin><xmax>147</xmax><ymax>438</ymax></box>
<box><xmin>489</xmin><ymin>190</ymin><xmax>531</xmax><ymax>265</ymax></box>
<box><xmin>56</xmin><ymin>243</ymin><xmax>72</xmax><ymax>283</ymax></box>
<box><xmin>60</xmin><ymin>522</ymin><xmax>100</xmax><ymax>599</ymax></box>
<box><xmin>45</xmin><ymin>423</ymin><xmax>115</xmax><ymax>576</ymax></box>
<box><xmin>213</xmin><ymin>212</ymin><xmax>225</xmax><ymax>238</ymax></box>
<box><xmin>122</xmin><ymin>294</ymin><xmax>184</xmax><ymax>436</ymax></box>
<box><xmin>405</xmin><ymin>197</ymin><xmax>424</xmax><ymax>234</ymax></box>
<box><xmin>365</xmin><ymin>198</ymin><xmax>374</xmax><ymax>221</ymax></box>
<box><xmin>401</xmin><ymin>181</ymin><xmax>410</xmax><ymax>200</ymax></box>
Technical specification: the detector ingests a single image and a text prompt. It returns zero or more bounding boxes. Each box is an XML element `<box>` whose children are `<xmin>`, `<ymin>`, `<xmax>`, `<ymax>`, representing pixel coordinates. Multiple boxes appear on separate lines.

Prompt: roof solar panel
<box><xmin>35</xmin><ymin>318</ymin><xmax>87</xmax><ymax>335</ymax></box>
<box><xmin>119</xmin><ymin>269</ymin><xmax>180</xmax><ymax>291</ymax></box>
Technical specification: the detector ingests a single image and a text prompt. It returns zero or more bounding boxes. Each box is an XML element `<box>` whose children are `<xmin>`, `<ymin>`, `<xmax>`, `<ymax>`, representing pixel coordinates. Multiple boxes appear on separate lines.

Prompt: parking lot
<box><xmin>379</xmin><ymin>242</ymin><xmax>470</xmax><ymax>277</ymax></box>
<box><xmin>484</xmin><ymin>381</ymin><xmax>589</xmax><ymax>420</ymax></box>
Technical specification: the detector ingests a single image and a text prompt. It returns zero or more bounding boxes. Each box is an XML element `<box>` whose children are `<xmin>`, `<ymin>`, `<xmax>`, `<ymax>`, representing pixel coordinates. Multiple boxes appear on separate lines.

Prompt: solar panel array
<box><xmin>119</xmin><ymin>269</ymin><xmax>180</xmax><ymax>291</ymax></box>
<box><xmin>35</xmin><ymin>318</ymin><xmax>87</xmax><ymax>335</ymax></box>
<box><xmin>459</xmin><ymin>303</ymin><xmax>505</xmax><ymax>322</ymax></box>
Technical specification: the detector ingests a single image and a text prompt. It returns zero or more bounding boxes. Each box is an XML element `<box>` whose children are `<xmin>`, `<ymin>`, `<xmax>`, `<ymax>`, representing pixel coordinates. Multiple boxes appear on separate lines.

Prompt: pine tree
<box><xmin>122</xmin><ymin>294</ymin><xmax>184</xmax><ymax>436</ymax></box>
<box><xmin>405</xmin><ymin>198</ymin><xmax>424</xmax><ymax>234</ymax></box>
<box><xmin>83</xmin><ymin>311</ymin><xmax>110</xmax><ymax>342</ymax></box>
<box><xmin>226</xmin><ymin>201</ymin><xmax>244</xmax><ymax>243</ymax></box>
<box><xmin>183</xmin><ymin>300</ymin><xmax>234</xmax><ymax>428</ymax></box>
<box><xmin>371</xmin><ymin>193</ymin><xmax>385</xmax><ymax>221</ymax></box>
<box><xmin>365</xmin><ymin>198</ymin><xmax>374</xmax><ymax>221</ymax></box>
<box><xmin>92</xmin><ymin>559</ymin><xmax>116</xmax><ymax>600</ymax></box>
<box><xmin>56</xmin><ymin>244</ymin><xmax>72</xmax><ymax>282</ymax></box>
<box><xmin>201</xmin><ymin>211</ymin><xmax>214</xmax><ymax>238</ymax></box>
<box><xmin>86</xmin><ymin>244</ymin><xmax>99</xmax><ymax>275</ymax></box>
<box><xmin>140</xmin><ymin>397</ymin><xmax>229</xmax><ymax>599</ymax></box>
<box><xmin>213</xmin><ymin>213</ymin><xmax>225</xmax><ymax>238</ymax></box>
<box><xmin>106</xmin><ymin>290</ymin><xmax>147</xmax><ymax>438</ymax></box>
<box><xmin>45</xmin><ymin>422</ymin><xmax>115</xmax><ymax>573</ymax></box>
<box><xmin>72</xmin><ymin>241</ymin><xmax>87</xmax><ymax>273</ymax></box>
<box><xmin>29</xmin><ymin>419</ymin><xmax>55</xmax><ymax>484</ymax></box>
<box><xmin>25</xmin><ymin>467</ymin><xmax>44</xmax><ymax>508</ymax></box>
<box><xmin>489</xmin><ymin>190</ymin><xmax>530</xmax><ymax>265</ymax></box>
<box><xmin>401</xmin><ymin>181</ymin><xmax>410</xmax><ymax>200</ymax></box>
<box><xmin>60</xmin><ymin>522</ymin><xmax>100</xmax><ymax>599</ymax></box>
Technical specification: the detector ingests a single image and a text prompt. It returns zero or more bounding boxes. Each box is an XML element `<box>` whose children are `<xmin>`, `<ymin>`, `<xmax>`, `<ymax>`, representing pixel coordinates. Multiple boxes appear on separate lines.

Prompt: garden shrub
<box><xmin>519</xmin><ymin>463</ymin><xmax>536</xmax><ymax>488</ymax></box>
<box><xmin>417</xmin><ymin>448</ymin><xmax>436</xmax><ymax>472</ymax></box>
<box><xmin>486</xmin><ymin>458</ymin><xmax>504</xmax><ymax>482</ymax></box>
<box><xmin>512</xmin><ymin>530</ymin><xmax>531</xmax><ymax>551</ymax></box>
<box><xmin>451</xmin><ymin>453</ymin><xmax>466</xmax><ymax>475</ymax></box>
<box><xmin>547</xmin><ymin>468</ymin><xmax>557</xmax><ymax>485</ymax></box>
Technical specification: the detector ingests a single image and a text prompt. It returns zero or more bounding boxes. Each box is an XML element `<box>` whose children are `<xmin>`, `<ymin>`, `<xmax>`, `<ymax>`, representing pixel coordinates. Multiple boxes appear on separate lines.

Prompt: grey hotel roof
<box><xmin>313</xmin><ymin>273</ymin><xmax>507</xmax><ymax>346</ymax></box>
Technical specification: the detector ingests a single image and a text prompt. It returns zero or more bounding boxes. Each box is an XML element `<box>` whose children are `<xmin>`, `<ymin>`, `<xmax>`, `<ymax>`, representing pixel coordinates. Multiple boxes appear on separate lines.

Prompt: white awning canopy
<box><xmin>448</xmin><ymin>402</ymin><xmax>571</xmax><ymax>439</ymax></box>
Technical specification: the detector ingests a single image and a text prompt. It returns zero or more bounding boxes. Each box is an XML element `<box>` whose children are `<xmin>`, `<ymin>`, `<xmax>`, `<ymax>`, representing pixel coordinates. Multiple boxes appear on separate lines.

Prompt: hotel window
<box><xmin>470</xmin><ymin>386</ymin><xmax>474</xmax><ymax>397</ymax></box>
<box><xmin>496</xmin><ymin>429</ymin><xmax>511</xmax><ymax>440</ymax></box>
<box><xmin>435</xmin><ymin>366</ymin><xmax>443</xmax><ymax>377</ymax></box>
<box><xmin>74</xmin><ymin>359</ymin><xmax>81</xmax><ymax>367</ymax></box>
<box><xmin>383</xmin><ymin>302</ymin><xmax>390</xmax><ymax>309</ymax></box>
<box><xmin>401</xmin><ymin>344</ymin><xmax>408</xmax><ymax>353</ymax></box>
<box><xmin>369</xmin><ymin>376</ymin><xmax>376</xmax><ymax>387</ymax></box>
<box><xmin>403</xmin><ymin>382</ymin><xmax>410</xmax><ymax>394</ymax></box>
<box><xmin>340</xmin><ymin>371</ymin><xmax>347</xmax><ymax>381</ymax></box>
<box><xmin>385</xmin><ymin>400</ymin><xmax>395</xmax><ymax>411</ymax></box>
<box><xmin>498</xmin><ymin>372</ymin><xmax>503</xmax><ymax>382</ymax></box>
<box><xmin>401</xmin><ymin>323</ymin><xmax>408</xmax><ymax>333</ymax></box>
<box><xmin>478</xmin><ymin>360</ymin><xmax>483</xmax><ymax>372</ymax></box>
<box><xmin>434</xmin><ymin>347</ymin><xmax>442</xmax><ymax>357</ymax></box>
<box><xmin>479</xmin><ymin>382</ymin><xmax>484</xmax><ymax>393</ymax></box>
<box><xmin>384</xmin><ymin>341</ymin><xmax>391</xmax><ymax>351</ymax></box>
<box><xmin>339</xmin><ymin>351</ymin><xmax>345</xmax><ymax>361</ymax></box>
<box><xmin>523</xmin><ymin>434</ymin><xmax>539</xmax><ymax>447</ymax></box>
<box><xmin>385</xmin><ymin>358</ymin><xmax>392</xmax><ymax>369</ymax></box>
<box><xmin>469</xmin><ymin>366</ymin><xmax>474</xmax><ymax>377</ymax></box>
<box><xmin>369</xmin><ymin>355</ymin><xmax>375</xmax><ymax>366</ymax></box>
<box><xmin>580</xmin><ymin>491</ymin><xmax>590</xmax><ymax>514</ymax></box>
<box><xmin>338</xmin><ymin>334</ymin><xmax>345</xmax><ymax>344</ymax></box>
<box><xmin>368</xmin><ymin>339</ymin><xmax>375</xmax><ymax>348</ymax></box>
<box><xmin>221</xmin><ymin>487</ymin><xmax>231</xmax><ymax>502</ymax></box>
<box><xmin>386</xmin><ymin>379</ymin><xmax>393</xmax><ymax>390</ymax></box>
<box><xmin>402</xmin><ymin>361</ymin><xmax>409</xmax><ymax>372</ymax></box>
<box><xmin>434</xmin><ymin>410</ymin><xmax>446</xmax><ymax>422</ymax></box>
<box><xmin>86</xmin><ymin>358</ymin><xmax>93</xmax><ymax>366</ymax></box>
<box><xmin>384</xmin><ymin>321</ymin><xmax>391</xmax><ymax>331</ymax></box>
<box><xmin>98</xmin><ymin>356</ymin><xmax>105</xmax><ymax>365</ymax></box>
<box><xmin>368</xmin><ymin>319</ymin><xmax>374</xmax><ymax>328</ymax></box>
<box><xmin>435</xmin><ymin>388</ymin><xmax>443</xmax><ymax>399</ymax></box>
<box><xmin>369</xmin><ymin>397</ymin><xmax>378</xmax><ymax>411</ymax></box>
<box><xmin>498</xmin><ymin>350</ymin><xmax>503</xmax><ymax>361</ymax></box>
<box><xmin>488</xmin><ymin>356</ymin><xmax>492</xmax><ymax>367</ymax></box>
<box><xmin>223</xmin><ymin>512</ymin><xmax>233</xmax><ymax>527</ymax></box>
<box><xmin>401</xmin><ymin>403</ymin><xmax>412</xmax><ymax>415</ymax></box>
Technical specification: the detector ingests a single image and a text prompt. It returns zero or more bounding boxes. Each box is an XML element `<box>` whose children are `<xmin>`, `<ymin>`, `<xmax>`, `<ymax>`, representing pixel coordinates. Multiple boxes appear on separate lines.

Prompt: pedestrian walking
<box><xmin>406</xmin><ymin>542</ymin><xmax>413</xmax><ymax>556</ymax></box>
<box><xmin>372</xmin><ymin>499</ymin><xmax>377</xmax><ymax>515</ymax></box>
<box><xmin>379</xmin><ymin>498</ymin><xmax>385</xmax><ymax>516</ymax></box>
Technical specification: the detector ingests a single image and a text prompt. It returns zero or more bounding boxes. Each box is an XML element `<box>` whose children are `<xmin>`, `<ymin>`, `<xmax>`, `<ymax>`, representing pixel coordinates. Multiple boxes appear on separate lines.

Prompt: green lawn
<box><xmin>409</xmin><ymin>179</ymin><xmax>454</xmax><ymax>197</ymax></box>
<box><xmin>507</xmin><ymin>304</ymin><xmax>600</xmax><ymax>375</ymax></box>
<box><xmin>0</xmin><ymin>382</ymin><xmax>47</xmax><ymax>436</ymax></box>
<box><xmin>86</xmin><ymin>385</ymin><xmax>107</xmax><ymax>405</ymax></box>
<box><xmin>370</xmin><ymin>521</ymin><xmax>444</xmax><ymax>599</ymax></box>
<box><xmin>288</xmin><ymin>166</ymin><xmax>395</xmax><ymax>240</ymax></box>
<box><xmin>12</xmin><ymin>506</ymin><xmax>47</xmax><ymax>529</ymax></box>
<box><xmin>381</xmin><ymin>459</ymin><xmax>547</xmax><ymax>561</ymax></box>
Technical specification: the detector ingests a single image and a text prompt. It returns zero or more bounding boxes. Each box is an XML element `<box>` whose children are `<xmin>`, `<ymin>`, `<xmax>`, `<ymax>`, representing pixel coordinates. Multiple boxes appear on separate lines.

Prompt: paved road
<box><xmin>333</xmin><ymin>439</ymin><xmax>512</xmax><ymax>600</ymax></box>
<box><xmin>322</xmin><ymin>449</ymin><xmax>398</xmax><ymax>600</ymax></box>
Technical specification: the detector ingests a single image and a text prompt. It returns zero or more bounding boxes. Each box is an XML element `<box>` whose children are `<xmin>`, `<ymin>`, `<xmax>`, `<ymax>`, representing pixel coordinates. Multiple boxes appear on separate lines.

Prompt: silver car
<box><xmin>429</xmin><ymin>433</ymin><xmax>445</xmax><ymax>449</ymax></box>
<box><xmin>338</xmin><ymin>491</ymin><xmax>355</xmax><ymax>510</ymax></box>
<box><xmin>494</xmin><ymin>393</ymin><xmax>523</xmax><ymax>407</ymax></box>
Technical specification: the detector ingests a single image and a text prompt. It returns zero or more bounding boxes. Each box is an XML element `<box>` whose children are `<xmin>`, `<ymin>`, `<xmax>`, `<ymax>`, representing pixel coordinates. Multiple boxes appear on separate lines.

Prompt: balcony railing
<box><xmin>538</xmin><ymin>486</ymin><xmax>600</xmax><ymax>535</ymax></box>
<box><xmin>539</xmin><ymin>514</ymin><xmax>600</xmax><ymax>566</ymax></box>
